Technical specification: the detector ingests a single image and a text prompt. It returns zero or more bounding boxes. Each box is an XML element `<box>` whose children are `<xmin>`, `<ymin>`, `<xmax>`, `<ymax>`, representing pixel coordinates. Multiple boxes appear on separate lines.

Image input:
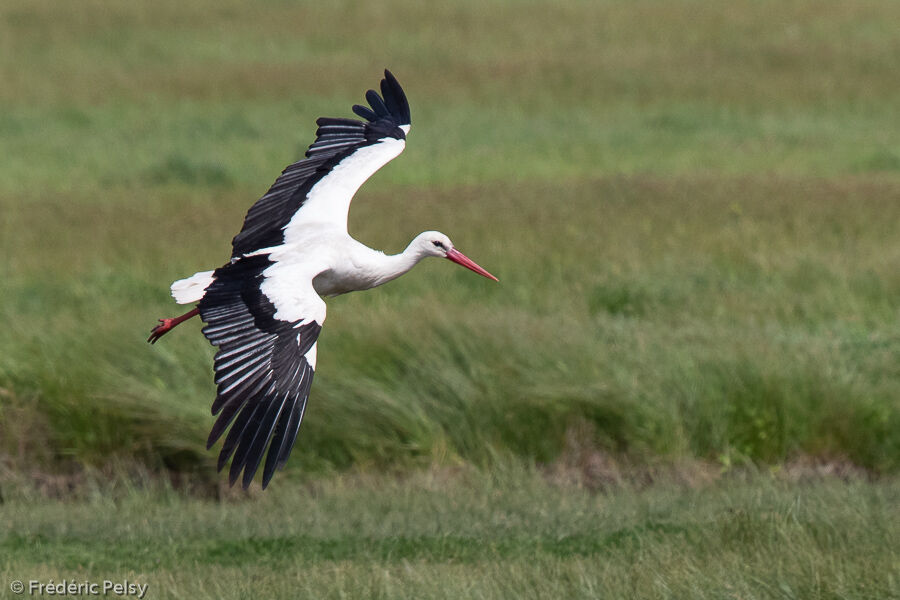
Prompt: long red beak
<box><xmin>445</xmin><ymin>248</ymin><xmax>499</xmax><ymax>281</ymax></box>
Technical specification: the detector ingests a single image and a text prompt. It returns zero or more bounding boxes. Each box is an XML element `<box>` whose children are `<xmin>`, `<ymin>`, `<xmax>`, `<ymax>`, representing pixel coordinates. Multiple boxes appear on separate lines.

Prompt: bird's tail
<box><xmin>170</xmin><ymin>270</ymin><xmax>215</xmax><ymax>304</ymax></box>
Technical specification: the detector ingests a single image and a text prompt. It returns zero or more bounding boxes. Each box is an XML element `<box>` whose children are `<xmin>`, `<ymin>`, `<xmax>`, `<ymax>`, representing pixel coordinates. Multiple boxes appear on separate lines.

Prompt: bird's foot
<box><xmin>147</xmin><ymin>307</ymin><xmax>200</xmax><ymax>344</ymax></box>
<box><xmin>148</xmin><ymin>318</ymin><xmax>176</xmax><ymax>344</ymax></box>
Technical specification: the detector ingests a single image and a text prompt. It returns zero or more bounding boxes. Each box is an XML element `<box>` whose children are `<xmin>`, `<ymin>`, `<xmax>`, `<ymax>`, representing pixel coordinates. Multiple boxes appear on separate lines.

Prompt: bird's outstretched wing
<box><xmin>198</xmin><ymin>254</ymin><xmax>326</xmax><ymax>489</ymax></box>
<box><xmin>231</xmin><ymin>69</ymin><xmax>411</xmax><ymax>257</ymax></box>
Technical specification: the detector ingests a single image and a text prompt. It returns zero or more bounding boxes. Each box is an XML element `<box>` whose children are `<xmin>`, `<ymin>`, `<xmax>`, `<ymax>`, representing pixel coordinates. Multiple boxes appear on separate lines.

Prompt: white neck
<box><xmin>368</xmin><ymin>240</ymin><xmax>429</xmax><ymax>287</ymax></box>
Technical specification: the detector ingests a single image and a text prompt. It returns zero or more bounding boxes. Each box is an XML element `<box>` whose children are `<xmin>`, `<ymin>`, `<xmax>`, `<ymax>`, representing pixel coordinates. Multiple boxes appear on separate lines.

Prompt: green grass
<box><xmin>2</xmin><ymin>468</ymin><xmax>898</xmax><ymax>599</ymax></box>
<box><xmin>2</xmin><ymin>0</ymin><xmax>900</xmax><ymax>194</ymax></box>
<box><xmin>3</xmin><ymin>177</ymin><xmax>897</xmax><ymax>475</ymax></box>
<box><xmin>1</xmin><ymin>0</ymin><xmax>899</xmax><ymax>478</ymax></box>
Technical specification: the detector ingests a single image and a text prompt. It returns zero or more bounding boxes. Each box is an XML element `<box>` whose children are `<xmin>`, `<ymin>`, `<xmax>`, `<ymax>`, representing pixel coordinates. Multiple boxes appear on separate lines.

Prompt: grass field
<box><xmin>3</xmin><ymin>468</ymin><xmax>899</xmax><ymax>599</ymax></box>
<box><xmin>1</xmin><ymin>0</ymin><xmax>899</xmax><ymax>597</ymax></box>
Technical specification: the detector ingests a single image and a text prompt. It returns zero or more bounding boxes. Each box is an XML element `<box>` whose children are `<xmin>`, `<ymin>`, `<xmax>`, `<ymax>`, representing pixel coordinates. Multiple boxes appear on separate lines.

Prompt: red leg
<box><xmin>148</xmin><ymin>307</ymin><xmax>200</xmax><ymax>344</ymax></box>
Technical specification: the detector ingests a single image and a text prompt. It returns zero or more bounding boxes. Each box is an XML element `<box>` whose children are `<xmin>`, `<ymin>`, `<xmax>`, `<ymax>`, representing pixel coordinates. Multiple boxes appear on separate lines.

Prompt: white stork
<box><xmin>148</xmin><ymin>70</ymin><xmax>497</xmax><ymax>489</ymax></box>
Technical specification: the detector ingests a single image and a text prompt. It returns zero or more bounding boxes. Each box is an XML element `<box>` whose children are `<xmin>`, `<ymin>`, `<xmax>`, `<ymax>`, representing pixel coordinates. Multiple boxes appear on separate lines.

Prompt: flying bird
<box><xmin>148</xmin><ymin>70</ymin><xmax>497</xmax><ymax>489</ymax></box>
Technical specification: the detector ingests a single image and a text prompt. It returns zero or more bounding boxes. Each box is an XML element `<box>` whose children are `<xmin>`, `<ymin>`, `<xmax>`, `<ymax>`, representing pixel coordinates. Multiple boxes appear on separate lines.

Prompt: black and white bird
<box><xmin>148</xmin><ymin>70</ymin><xmax>497</xmax><ymax>489</ymax></box>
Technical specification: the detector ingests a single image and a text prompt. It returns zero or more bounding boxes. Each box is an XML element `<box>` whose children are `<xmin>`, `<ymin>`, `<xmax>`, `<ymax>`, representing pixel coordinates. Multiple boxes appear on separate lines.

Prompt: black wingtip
<box><xmin>381</xmin><ymin>69</ymin><xmax>410</xmax><ymax>125</ymax></box>
<box><xmin>217</xmin><ymin>445</ymin><xmax>231</xmax><ymax>472</ymax></box>
<box><xmin>348</xmin><ymin>69</ymin><xmax>410</xmax><ymax>127</ymax></box>
<box><xmin>365</xmin><ymin>89</ymin><xmax>389</xmax><ymax>118</ymax></box>
<box><xmin>352</xmin><ymin>104</ymin><xmax>378</xmax><ymax>121</ymax></box>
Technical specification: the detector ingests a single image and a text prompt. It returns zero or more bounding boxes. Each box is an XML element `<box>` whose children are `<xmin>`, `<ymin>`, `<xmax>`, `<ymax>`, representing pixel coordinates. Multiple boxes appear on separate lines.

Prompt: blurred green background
<box><xmin>1</xmin><ymin>0</ymin><xmax>898</xmax><ymax>481</ymax></box>
<box><xmin>1</xmin><ymin>1</ymin><xmax>899</xmax><ymax>597</ymax></box>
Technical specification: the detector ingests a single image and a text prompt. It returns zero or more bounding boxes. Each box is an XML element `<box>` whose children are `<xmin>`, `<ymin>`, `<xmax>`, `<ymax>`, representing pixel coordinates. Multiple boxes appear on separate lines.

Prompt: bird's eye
<box><xmin>432</xmin><ymin>241</ymin><xmax>445</xmax><ymax>249</ymax></box>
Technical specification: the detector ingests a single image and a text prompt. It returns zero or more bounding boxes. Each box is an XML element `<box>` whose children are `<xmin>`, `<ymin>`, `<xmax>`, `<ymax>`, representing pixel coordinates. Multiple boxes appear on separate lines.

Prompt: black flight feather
<box><xmin>198</xmin><ymin>255</ymin><xmax>322</xmax><ymax>489</ymax></box>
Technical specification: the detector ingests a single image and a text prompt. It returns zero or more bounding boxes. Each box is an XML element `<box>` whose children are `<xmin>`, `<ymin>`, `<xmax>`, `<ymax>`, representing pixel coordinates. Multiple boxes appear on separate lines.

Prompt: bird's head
<box><xmin>414</xmin><ymin>231</ymin><xmax>498</xmax><ymax>281</ymax></box>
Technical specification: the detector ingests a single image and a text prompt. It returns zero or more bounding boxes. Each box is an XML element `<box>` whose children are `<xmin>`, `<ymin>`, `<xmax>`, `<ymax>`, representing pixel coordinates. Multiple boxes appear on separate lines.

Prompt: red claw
<box><xmin>148</xmin><ymin>308</ymin><xmax>200</xmax><ymax>344</ymax></box>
